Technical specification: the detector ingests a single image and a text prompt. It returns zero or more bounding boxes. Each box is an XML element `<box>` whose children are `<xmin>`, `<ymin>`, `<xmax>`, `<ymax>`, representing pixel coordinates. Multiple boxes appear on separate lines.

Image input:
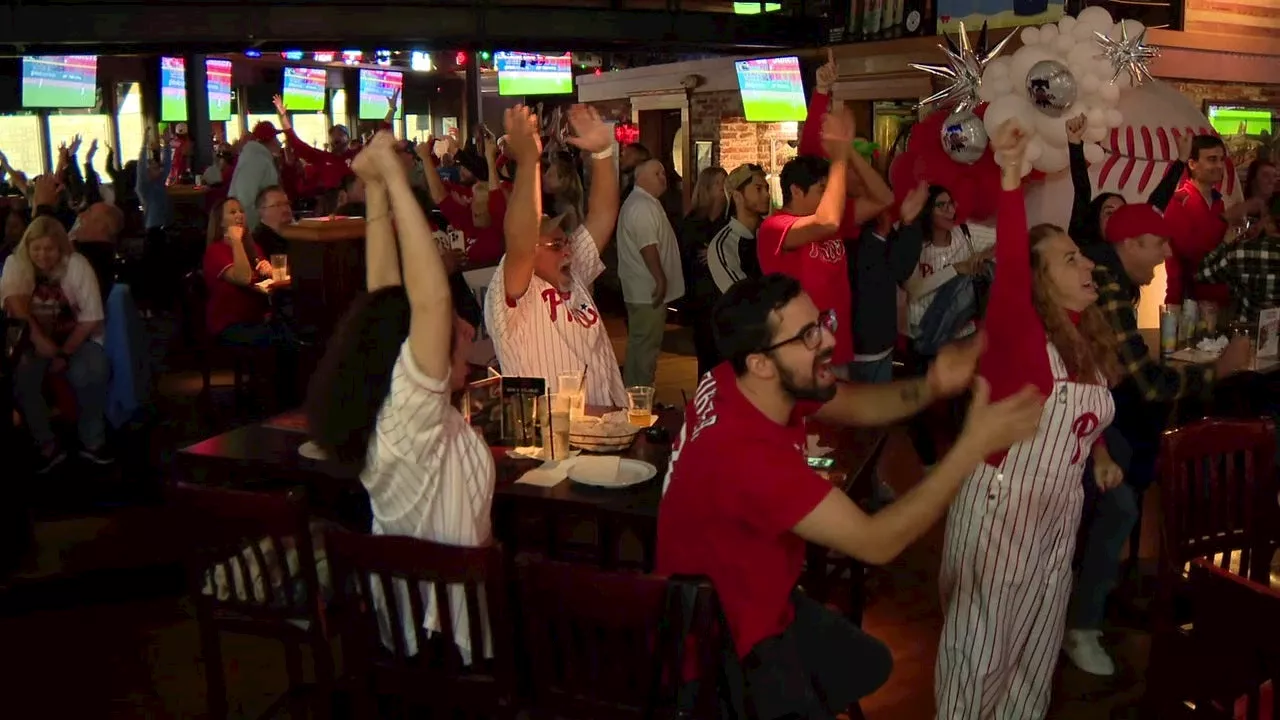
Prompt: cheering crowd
<box><xmin>1</xmin><ymin>48</ymin><xmax>1275</xmax><ymax>720</ymax></box>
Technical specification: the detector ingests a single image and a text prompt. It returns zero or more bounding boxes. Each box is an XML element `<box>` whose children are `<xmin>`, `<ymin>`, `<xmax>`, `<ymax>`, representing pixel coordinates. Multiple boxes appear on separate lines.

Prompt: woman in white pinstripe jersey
<box><xmin>933</xmin><ymin>120</ymin><xmax>1125</xmax><ymax>719</ymax></box>
<box><xmin>306</xmin><ymin>131</ymin><xmax>495</xmax><ymax>665</ymax></box>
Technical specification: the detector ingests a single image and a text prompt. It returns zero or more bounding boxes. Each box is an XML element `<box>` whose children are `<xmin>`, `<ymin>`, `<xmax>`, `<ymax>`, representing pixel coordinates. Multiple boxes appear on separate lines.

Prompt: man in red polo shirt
<box><xmin>1164</xmin><ymin>134</ymin><xmax>1263</xmax><ymax>305</ymax></box>
<box><xmin>657</xmin><ymin>273</ymin><xmax>1046</xmax><ymax>718</ymax></box>
<box><xmin>757</xmin><ymin>109</ymin><xmax>861</xmax><ymax>377</ymax></box>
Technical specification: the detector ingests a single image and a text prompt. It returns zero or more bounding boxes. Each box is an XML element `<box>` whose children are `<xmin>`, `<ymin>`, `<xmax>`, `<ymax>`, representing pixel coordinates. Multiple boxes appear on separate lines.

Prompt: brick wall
<box><xmin>1168</xmin><ymin>80</ymin><xmax>1280</xmax><ymax>110</ymax></box>
<box><xmin>689</xmin><ymin>89</ymin><xmax>803</xmax><ymax>172</ymax></box>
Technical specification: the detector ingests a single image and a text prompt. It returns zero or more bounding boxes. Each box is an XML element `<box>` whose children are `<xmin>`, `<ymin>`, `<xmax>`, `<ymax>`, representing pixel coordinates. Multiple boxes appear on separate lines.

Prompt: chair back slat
<box><xmin>169</xmin><ymin>483</ymin><xmax>323</xmax><ymax>626</ymax></box>
<box><xmin>517</xmin><ymin>557</ymin><xmax>678</xmax><ymax>719</ymax></box>
<box><xmin>324</xmin><ymin>529</ymin><xmax>516</xmax><ymax>717</ymax></box>
<box><xmin>1158</xmin><ymin>418</ymin><xmax>1277</xmax><ymax>583</ymax></box>
<box><xmin>1188</xmin><ymin>558</ymin><xmax>1280</xmax><ymax>720</ymax></box>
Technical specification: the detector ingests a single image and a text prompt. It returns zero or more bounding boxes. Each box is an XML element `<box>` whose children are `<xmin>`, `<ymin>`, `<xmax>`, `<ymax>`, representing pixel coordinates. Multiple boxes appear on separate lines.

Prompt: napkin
<box><xmin>806</xmin><ymin>434</ymin><xmax>834</xmax><ymax>458</ymax></box>
<box><xmin>515</xmin><ymin>458</ymin><xmax>579</xmax><ymax>487</ymax></box>
<box><xmin>509</xmin><ymin>447</ymin><xmax>581</xmax><ymax>461</ymax></box>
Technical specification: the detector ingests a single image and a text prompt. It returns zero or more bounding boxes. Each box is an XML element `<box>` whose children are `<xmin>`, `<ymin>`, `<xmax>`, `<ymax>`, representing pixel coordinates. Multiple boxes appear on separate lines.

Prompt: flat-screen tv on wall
<box><xmin>358</xmin><ymin>69</ymin><xmax>403</xmax><ymax>120</ymax></box>
<box><xmin>735</xmin><ymin>55</ymin><xmax>807</xmax><ymax>123</ymax></box>
<box><xmin>160</xmin><ymin>56</ymin><xmax>188</xmax><ymax>122</ymax></box>
<box><xmin>282</xmin><ymin>66</ymin><xmax>327</xmax><ymax>112</ymax></box>
<box><xmin>22</xmin><ymin>55</ymin><xmax>98</xmax><ymax>109</ymax></box>
<box><xmin>206</xmin><ymin>58</ymin><xmax>233</xmax><ymax>121</ymax></box>
<box><xmin>494</xmin><ymin>52</ymin><xmax>573</xmax><ymax>96</ymax></box>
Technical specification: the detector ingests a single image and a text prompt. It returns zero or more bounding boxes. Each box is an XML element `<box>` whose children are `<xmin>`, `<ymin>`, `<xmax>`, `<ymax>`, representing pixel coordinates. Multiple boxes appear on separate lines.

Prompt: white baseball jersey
<box><xmin>905</xmin><ymin>226</ymin><xmax>989</xmax><ymax>338</ymax></box>
<box><xmin>362</xmin><ymin>342</ymin><xmax>496</xmax><ymax>666</ymax></box>
<box><xmin>935</xmin><ymin>343</ymin><xmax>1114</xmax><ymax>719</ymax></box>
<box><xmin>485</xmin><ymin>225</ymin><xmax>628</xmax><ymax>407</ymax></box>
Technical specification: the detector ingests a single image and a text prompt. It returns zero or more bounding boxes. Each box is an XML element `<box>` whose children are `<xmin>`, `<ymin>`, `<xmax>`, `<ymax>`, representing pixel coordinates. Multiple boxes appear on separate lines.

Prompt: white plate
<box><xmin>567</xmin><ymin>457</ymin><xmax>657</xmax><ymax>489</ymax></box>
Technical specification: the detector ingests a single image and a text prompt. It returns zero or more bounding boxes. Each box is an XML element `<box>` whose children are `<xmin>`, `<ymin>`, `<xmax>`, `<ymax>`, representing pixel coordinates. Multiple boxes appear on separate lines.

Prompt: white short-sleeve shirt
<box><xmin>485</xmin><ymin>225</ymin><xmax>627</xmax><ymax>407</ymax></box>
<box><xmin>363</xmin><ymin>342</ymin><xmax>496</xmax><ymax>665</ymax></box>
<box><xmin>0</xmin><ymin>252</ymin><xmax>106</xmax><ymax>344</ymax></box>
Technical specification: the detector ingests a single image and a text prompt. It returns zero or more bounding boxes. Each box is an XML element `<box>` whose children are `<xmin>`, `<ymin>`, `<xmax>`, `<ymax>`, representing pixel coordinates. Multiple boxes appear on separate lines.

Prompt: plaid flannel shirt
<box><xmin>1194</xmin><ymin>233</ymin><xmax>1280</xmax><ymax>325</ymax></box>
<box><xmin>1092</xmin><ymin>256</ymin><xmax>1216</xmax><ymax>402</ymax></box>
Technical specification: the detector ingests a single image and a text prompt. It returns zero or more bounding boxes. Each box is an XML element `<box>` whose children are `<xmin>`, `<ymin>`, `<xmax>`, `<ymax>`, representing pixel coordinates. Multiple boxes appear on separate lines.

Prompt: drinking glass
<box><xmin>270</xmin><ymin>254</ymin><xmax>289</xmax><ymax>281</ymax></box>
<box><xmin>626</xmin><ymin>386</ymin><xmax>655</xmax><ymax>427</ymax></box>
<box><xmin>558</xmin><ymin>372</ymin><xmax>586</xmax><ymax>421</ymax></box>
<box><xmin>540</xmin><ymin>394</ymin><xmax>571</xmax><ymax>460</ymax></box>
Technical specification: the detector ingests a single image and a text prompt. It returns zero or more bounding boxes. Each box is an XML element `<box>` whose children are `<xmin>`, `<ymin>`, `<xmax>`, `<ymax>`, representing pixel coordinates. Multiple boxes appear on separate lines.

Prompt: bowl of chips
<box><xmin>569</xmin><ymin>412</ymin><xmax>642</xmax><ymax>453</ymax></box>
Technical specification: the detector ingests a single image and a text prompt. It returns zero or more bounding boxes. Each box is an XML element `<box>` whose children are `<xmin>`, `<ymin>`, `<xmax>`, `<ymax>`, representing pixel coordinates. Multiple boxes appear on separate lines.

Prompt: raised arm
<box><xmin>798</xmin><ymin>49</ymin><xmax>836</xmax><ymax>157</ymax></box>
<box><xmin>415</xmin><ymin>136</ymin><xmax>451</xmax><ymax>206</ymax></box>
<box><xmin>1147</xmin><ymin>130</ymin><xmax>1190</xmax><ymax>211</ymax></box>
<box><xmin>1065</xmin><ymin>114</ymin><xmax>1094</xmax><ymax>240</ymax></box>
<box><xmin>979</xmin><ymin>120</ymin><xmax>1052</xmax><ymax>405</ymax></box>
<box><xmin>563</xmin><ymin>105</ymin><xmax>619</xmax><ymax>253</ymax></box>
<box><xmin>359</xmin><ymin>159</ymin><xmax>401</xmax><ymax>292</ymax></box>
<box><xmin>779</xmin><ymin>110</ymin><xmax>853</xmax><ymax>250</ymax></box>
<box><xmin>0</xmin><ymin>151</ymin><xmax>28</xmax><ymax>196</ymax></box>
<box><xmin>82</xmin><ymin>139</ymin><xmax>103</xmax><ymax>206</ymax></box>
<box><xmin>500</xmin><ymin>105</ymin><xmax>544</xmax><ymax>302</ymax></box>
<box><xmin>356</xmin><ymin>132</ymin><xmax>453</xmax><ymax>378</ymax></box>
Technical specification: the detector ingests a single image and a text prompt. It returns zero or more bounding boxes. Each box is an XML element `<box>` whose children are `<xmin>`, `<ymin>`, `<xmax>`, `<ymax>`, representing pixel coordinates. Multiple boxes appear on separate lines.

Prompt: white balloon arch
<box><xmin>978</xmin><ymin>6</ymin><xmax>1144</xmax><ymax>177</ymax></box>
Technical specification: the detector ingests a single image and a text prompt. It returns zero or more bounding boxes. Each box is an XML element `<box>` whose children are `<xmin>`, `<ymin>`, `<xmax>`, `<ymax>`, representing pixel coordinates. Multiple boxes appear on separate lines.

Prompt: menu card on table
<box><xmin>461</xmin><ymin>373</ymin><xmax>548</xmax><ymax>446</ymax></box>
<box><xmin>1258</xmin><ymin>308</ymin><xmax>1279</xmax><ymax>358</ymax></box>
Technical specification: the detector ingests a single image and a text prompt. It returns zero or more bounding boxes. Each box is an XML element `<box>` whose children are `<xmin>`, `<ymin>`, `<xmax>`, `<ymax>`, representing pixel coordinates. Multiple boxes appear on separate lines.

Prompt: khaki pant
<box><xmin>623</xmin><ymin>302</ymin><xmax>667</xmax><ymax>387</ymax></box>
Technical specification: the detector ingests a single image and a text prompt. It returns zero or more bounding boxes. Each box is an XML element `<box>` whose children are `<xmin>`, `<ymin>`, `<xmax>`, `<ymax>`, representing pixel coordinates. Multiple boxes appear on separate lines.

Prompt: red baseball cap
<box><xmin>1104</xmin><ymin>203</ymin><xmax>1172</xmax><ymax>244</ymax></box>
<box><xmin>251</xmin><ymin>121</ymin><xmax>281</xmax><ymax>143</ymax></box>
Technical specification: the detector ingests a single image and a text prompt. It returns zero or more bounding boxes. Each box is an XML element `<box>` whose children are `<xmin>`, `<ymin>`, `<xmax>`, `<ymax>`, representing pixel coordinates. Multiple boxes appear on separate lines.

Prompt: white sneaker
<box><xmin>1063</xmin><ymin>629</ymin><xmax>1116</xmax><ymax>676</ymax></box>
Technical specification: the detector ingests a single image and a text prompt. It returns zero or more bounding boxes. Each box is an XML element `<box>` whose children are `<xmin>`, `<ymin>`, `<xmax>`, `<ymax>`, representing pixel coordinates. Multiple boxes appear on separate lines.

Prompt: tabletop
<box><xmin>175</xmin><ymin>407</ymin><xmax>888</xmax><ymax>520</ymax></box>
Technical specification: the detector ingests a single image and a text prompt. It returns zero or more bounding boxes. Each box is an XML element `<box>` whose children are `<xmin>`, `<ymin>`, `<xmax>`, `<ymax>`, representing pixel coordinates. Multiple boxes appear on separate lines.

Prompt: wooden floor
<box><xmin>0</xmin><ymin>316</ymin><xmax>1168</xmax><ymax>718</ymax></box>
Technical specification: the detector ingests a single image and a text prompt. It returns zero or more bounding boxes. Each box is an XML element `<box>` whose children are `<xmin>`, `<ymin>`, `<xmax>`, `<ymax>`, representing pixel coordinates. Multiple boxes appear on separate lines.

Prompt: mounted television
<box><xmin>494</xmin><ymin>52</ymin><xmax>573</xmax><ymax>97</ymax></box>
<box><xmin>206</xmin><ymin>58</ymin><xmax>233</xmax><ymax>121</ymax></box>
<box><xmin>160</xmin><ymin>56</ymin><xmax>188</xmax><ymax>122</ymax></box>
<box><xmin>1206</xmin><ymin>104</ymin><xmax>1275</xmax><ymax>136</ymax></box>
<box><xmin>282</xmin><ymin>66</ymin><xmax>326</xmax><ymax>112</ymax></box>
<box><xmin>22</xmin><ymin>55</ymin><xmax>98</xmax><ymax>109</ymax></box>
<box><xmin>358</xmin><ymin>69</ymin><xmax>403</xmax><ymax>120</ymax></box>
<box><xmin>734</xmin><ymin>55</ymin><xmax>807</xmax><ymax>123</ymax></box>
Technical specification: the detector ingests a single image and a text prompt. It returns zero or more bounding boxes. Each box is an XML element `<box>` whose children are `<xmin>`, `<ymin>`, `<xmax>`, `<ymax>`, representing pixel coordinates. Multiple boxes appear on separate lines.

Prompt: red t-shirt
<box><xmin>1164</xmin><ymin>181</ymin><xmax>1230</xmax><ymax>306</ymax></box>
<box><xmin>756</xmin><ymin>212</ymin><xmax>855</xmax><ymax>364</ymax></box>
<box><xmin>202</xmin><ymin>240</ymin><xmax>268</xmax><ymax>336</ymax></box>
<box><xmin>656</xmin><ymin>363</ymin><xmax>833</xmax><ymax>659</ymax></box>
<box><xmin>438</xmin><ymin>182</ymin><xmax>508</xmax><ymax>266</ymax></box>
<box><xmin>284</xmin><ymin>130</ymin><xmax>358</xmax><ymax>192</ymax></box>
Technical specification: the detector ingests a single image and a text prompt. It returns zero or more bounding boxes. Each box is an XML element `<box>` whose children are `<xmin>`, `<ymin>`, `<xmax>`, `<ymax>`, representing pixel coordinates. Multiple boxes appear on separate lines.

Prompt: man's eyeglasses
<box><xmin>538</xmin><ymin>238</ymin><xmax>570</xmax><ymax>252</ymax></box>
<box><xmin>761</xmin><ymin>309</ymin><xmax>837</xmax><ymax>353</ymax></box>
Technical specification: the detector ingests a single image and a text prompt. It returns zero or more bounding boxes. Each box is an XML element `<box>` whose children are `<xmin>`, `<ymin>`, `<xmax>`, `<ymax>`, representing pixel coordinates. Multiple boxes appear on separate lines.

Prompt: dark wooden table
<box><xmin>175</xmin><ymin>408</ymin><xmax>888</xmax><ymax>571</ymax></box>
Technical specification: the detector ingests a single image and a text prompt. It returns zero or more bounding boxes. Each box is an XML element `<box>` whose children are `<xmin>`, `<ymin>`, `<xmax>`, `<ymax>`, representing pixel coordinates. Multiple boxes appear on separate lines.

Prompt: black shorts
<box><xmin>739</xmin><ymin>592</ymin><xmax>893</xmax><ymax>720</ymax></box>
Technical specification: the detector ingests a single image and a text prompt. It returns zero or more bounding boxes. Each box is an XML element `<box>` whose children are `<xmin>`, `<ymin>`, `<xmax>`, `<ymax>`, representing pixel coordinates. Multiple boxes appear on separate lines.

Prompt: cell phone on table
<box><xmin>807</xmin><ymin>456</ymin><xmax>835</xmax><ymax>470</ymax></box>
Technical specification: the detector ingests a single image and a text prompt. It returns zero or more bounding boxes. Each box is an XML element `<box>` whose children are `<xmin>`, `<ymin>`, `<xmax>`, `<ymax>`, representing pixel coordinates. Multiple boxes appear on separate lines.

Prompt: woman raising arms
<box><xmin>934</xmin><ymin>119</ymin><xmax>1121</xmax><ymax>720</ymax></box>
<box><xmin>305</xmin><ymin>130</ymin><xmax>491</xmax><ymax>662</ymax></box>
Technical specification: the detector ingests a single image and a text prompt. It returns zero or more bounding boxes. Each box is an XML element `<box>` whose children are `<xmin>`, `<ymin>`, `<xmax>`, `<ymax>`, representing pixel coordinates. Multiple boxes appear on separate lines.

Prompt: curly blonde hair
<box><xmin>1029</xmin><ymin>223</ymin><xmax>1119</xmax><ymax>386</ymax></box>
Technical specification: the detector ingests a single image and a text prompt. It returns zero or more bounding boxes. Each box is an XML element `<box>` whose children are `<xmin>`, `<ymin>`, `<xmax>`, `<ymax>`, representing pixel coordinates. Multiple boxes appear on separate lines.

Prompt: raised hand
<box><xmin>503</xmin><ymin>104</ymin><xmax>542</xmax><ymax>163</ymax></box>
<box><xmin>388</xmin><ymin>89</ymin><xmax>401</xmax><ymax>112</ymax></box>
<box><xmin>86</xmin><ymin>138</ymin><xmax>99</xmax><ymax>160</ymax></box>
<box><xmin>564</xmin><ymin>104</ymin><xmax>612</xmax><ymax>154</ymax></box>
<box><xmin>816</xmin><ymin>47</ymin><xmax>838</xmax><ymax>94</ymax></box>
<box><xmin>1065</xmin><ymin>113</ymin><xmax>1087</xmax><ymax>145</ymax></box>
<box><xmin>900</xmin><ymin>180</ymin><xmax>930</xmax><ymax>224</ymax></box>
<box><xmin>33</xmin><ymin>174</ymin><xmax>60</xmax><ymax>207</ymax></box>
<box><xmin>69</xmin><ymin>134</ymin><xmax>83</xmax><ymax>155</ymax></box>
<box><xmin>992</xmin><ymin>119</ymin><xmax>1029</xmax><ymax>169</ymax></box>
<box><xmin>820</xmin><ymin>106</ymin><xmax>856</xmax><ymax>161</ymax></box>
<box><xmin>1174</xmin><ymin>128</ymin><xmax>1192</xmax><ymax>163</ymax></box>
<box><xmin>272</xmin><ymin>94</ymin><xmax>287</xmax><ymax>115</ymax></box>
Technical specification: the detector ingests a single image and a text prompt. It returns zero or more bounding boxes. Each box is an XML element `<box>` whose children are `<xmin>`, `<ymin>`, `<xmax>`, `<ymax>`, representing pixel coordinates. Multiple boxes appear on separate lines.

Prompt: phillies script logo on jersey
<box><xmin>541</xmin><ymin>288</ymin><xmax>600</xmax><ymax>328</ymax></box>
<box><xmin>807</xmin><ymin>237</ymin><xmax>845</xmax><ymax>264</ymax></box>
<box><xmin>920</xmin><ymin>263</ymin><xmax>935</xmax><ymax>278</ymax></box>
<box><xmin>1069</xmin><ymin>412</ymin><xmax>1100</xmax><ymax>464</ymax></box>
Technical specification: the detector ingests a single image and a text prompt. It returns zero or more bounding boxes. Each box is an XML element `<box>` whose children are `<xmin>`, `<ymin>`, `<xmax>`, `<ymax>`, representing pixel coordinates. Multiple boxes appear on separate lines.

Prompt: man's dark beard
<box><xmin>778</xmin><ymin>357</ymin><xmax>837</xmax><ymax>403</ymax></box>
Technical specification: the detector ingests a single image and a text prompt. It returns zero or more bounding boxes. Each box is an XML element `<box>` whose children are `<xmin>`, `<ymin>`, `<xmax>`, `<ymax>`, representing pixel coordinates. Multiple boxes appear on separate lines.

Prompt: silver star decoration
<box><xmin>1094</xmin><ymin>23</ymin><xmax>1160</xmax><ymax>85</ymax></box>
<box><xmin>909</xmin><ymin>20</ymin><xmax>1015</xmax><ymax>112</ymax></box>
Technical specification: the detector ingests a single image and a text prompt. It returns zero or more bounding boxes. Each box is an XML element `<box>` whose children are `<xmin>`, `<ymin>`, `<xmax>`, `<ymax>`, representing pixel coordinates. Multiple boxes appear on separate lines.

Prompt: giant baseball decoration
<box><xmin>1024</xmin><ymin>79</ymin><xmax>1242</xmax><ymax>228</ymax></box>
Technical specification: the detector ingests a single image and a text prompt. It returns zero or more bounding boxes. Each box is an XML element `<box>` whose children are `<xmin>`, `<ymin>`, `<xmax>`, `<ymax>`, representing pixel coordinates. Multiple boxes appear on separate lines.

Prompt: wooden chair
<box><xmin>324</xmin><ymin>529</ymin><xmax>518</xmax><ymax>719</ymax></box>
<box><xmin>1145</xmin><ymin>418</ymin><xmax>1279</xmax><ymax>715</ymax></box>
<box><xmin>182</xmin><ymin>270</ymin><xmax>256</xmax><ymax>401</ymax></box>
<box><xmin>168</xmin><ymin>483</ymin><xmax>334</xmax><ymax>720</ymax></box>
<box><xmin>516</xmin><ymin>557</ymin><xmax>690</xmax><ymax>719</ymax></box>
<box><xmin>1184</xmin><ymin>557</ymin><xmax>1280</xmax><ymax>720</ymax></box>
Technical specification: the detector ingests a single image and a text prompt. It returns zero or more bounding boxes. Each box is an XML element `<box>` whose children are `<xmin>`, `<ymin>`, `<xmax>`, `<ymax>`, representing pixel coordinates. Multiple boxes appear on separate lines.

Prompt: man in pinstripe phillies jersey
<box><xmin>485</xmin><ymin>104</ymin><xmax>628</xmax><ymax>408</ymax></box>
